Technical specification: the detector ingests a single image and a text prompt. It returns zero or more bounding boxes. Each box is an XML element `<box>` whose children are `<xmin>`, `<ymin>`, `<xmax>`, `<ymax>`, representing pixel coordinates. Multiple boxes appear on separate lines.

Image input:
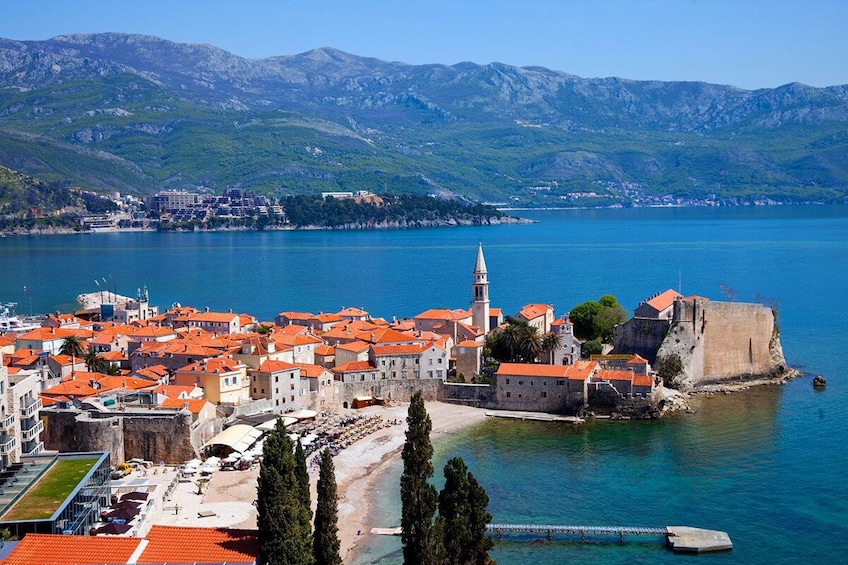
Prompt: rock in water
<box><xmin>813</xmin><ymin>375</ymin><xmax>827</xmax><ymax>388</ymax></box>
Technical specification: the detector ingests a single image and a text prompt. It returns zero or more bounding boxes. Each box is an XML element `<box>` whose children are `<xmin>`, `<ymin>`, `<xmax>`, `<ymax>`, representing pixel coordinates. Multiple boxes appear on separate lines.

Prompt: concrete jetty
<box><xmin>372</xmin><ymin>524</ymin><xmax>732</xmax><ymax>554</ymax></box>
<box><xmin>666</xmin><ymin>525</ymin><xmax>733</xmax><ymax>553</ymax></box>
<box><xmin>485</xmin><ymin>410</ymin><xmax>584</xmax><ymax>424</ymax></box>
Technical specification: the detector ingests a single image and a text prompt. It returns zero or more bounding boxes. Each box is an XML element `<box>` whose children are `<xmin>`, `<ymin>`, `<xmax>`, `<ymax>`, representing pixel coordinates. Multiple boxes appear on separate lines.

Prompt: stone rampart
<box><xmin>42</xmin><ymin>409</ymin><xmax>204</xmax><ymax>465</ymax></box>
<box><xmin>612</xmin><ymin>317</ymin><xmax>671</xmax><ymax>364</ymax></box>
<box><xmin>656</xmin><ymin>298</ymin><xmax>785</xmax><ymax>390</ymax></box>
<box><xmin>440</xmin><ymin>383</ymin><xmax>498</xmax><ymax>408</ymax></box>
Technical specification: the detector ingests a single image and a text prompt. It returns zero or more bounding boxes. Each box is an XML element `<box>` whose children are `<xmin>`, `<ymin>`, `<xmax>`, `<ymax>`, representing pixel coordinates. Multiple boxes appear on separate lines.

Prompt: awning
<box><xmin>286</xmin><ymin>409</ymin><xmax>318</xmax><ymax>420</ymax></box>
<box><xmin>255</xmin><ymin>417</ymin><xmax>298</xmax><ymax>432</ymax></box>
<box><xmin>202</xmin><ymin>424</ymin><xmax>262</xmax><ymax>454</ymax></box>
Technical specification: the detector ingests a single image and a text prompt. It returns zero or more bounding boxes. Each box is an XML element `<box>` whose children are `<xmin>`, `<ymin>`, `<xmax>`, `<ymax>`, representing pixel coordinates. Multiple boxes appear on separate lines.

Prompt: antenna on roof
<box><xmin>678</xmin><ymin>270</ymin><xmax>682</xmax><ymax>295</ymax></box>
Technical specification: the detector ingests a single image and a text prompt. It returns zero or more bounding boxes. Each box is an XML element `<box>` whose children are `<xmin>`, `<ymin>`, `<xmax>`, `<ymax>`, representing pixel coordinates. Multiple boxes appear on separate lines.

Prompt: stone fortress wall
<box><xmin>656</xmin><ymin>298</ymin><xmax>785</xmax><ymax>389</ymax></box>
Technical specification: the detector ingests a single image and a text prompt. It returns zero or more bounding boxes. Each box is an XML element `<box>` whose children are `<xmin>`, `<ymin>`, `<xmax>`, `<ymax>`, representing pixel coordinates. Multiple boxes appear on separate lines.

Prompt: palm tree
<box><xmin>518</xmin><ymin>325</ymin><xmax>541</xmax><ymax>363</ymax></box>
<box><xmin>541</xmin><ymin>332</ymin><xmax>562</xmax><ymax>364</ymax></box>
<box><xmin>59</xmin><ymin>335</ymin><xmax>85</xmax><ymax>376</ymax></box>
<box><xmin>59</xmin><ymin>335</ymin><xmax>85</xmax><ymax>358</ymax></box>
<box><xmin>83</xmin><ymin>348</ymin><xmax>106</xmax><ymax>373</ymax></box>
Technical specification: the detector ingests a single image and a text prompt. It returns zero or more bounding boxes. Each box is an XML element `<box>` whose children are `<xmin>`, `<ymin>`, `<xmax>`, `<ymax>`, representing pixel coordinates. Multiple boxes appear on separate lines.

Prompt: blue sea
<box><xmin>1</xmin><ymin>205</ymin><xmax>846</xmax><ymax>564</ymax></box>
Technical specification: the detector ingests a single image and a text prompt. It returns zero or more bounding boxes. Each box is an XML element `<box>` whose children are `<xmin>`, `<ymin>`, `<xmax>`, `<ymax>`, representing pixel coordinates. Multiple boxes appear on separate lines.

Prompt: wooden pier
<box><xmin>372</xmin><ymin>523</ymin><xmax>732</xmax><ymax>554</ymax></box>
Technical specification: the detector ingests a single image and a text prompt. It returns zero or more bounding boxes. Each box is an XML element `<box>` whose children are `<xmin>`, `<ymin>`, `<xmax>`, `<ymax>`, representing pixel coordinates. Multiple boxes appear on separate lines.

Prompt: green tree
<box><xmin>83</xmin><ymin>348</ymin><xmax>106</xmax><ymax>373</ymax></box>
<box><xmin>569</xmin><ymin>295</ymin><xmax>628</xmax><ymax>343</ymax></box>
<box><xmin>295</xmin><ymin>438</ymin><xmax>312</xmax><ymax>520</ymax></box>
<box><xmin>257</xmin><ymin>418</ymin><xmax>314</xmax><ymax>565</ymax></box>
<box><xmin>313</xmin><ymin>449</ymin><xmax>342</xmax><ymax>565</ymax></box>
<box><xmin>436</xmin><ymin>457</ymin><xmax>494</xmax><ymax>565</ymax></box>
<box><xmin>540</xmin><ymin>332</ymin><xmax>562</xmax><ymax>364</ymax></box>
<box><xmin>59</xmin><ymin>334</ymin><xmax>85</xmax><ymax>359</ymax></box>
<box><xmin>401</xmin><ymin>391</ymin><xmax>438</xmax><ymax>565</ymax></box>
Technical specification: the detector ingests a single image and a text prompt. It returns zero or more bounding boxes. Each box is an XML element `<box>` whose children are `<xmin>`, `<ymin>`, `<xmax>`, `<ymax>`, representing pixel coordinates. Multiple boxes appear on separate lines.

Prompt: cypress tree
<box><xmin>256</xmin><ymin>418</ymin><xmax>314</xmax><ymax>565</ymax></box>
<box><xmin>313</xmin><ymin>448</ymin><xmax>342</xmax><ymax>565</ymax></box>
<box><xmin>295</xmin><ymin>438</ymin><xmax>312</xmax><ymax>523</ymax></box>
<box><xmin>438</xmin><ymin>457</ymin><xmax>494</xmax><ymax>565</ymax></box>
<box><xmin>401</xmin><ymin>391</ymin><xmax>438</xmax><ymax>565</ymax></box>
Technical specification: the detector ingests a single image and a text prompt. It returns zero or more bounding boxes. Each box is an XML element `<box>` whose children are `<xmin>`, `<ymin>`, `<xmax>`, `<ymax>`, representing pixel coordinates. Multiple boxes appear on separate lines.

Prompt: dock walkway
<box><xmin>372</xmin><ymin>523</ymin><xmax>732</xmax><ymax>554</ymax></box>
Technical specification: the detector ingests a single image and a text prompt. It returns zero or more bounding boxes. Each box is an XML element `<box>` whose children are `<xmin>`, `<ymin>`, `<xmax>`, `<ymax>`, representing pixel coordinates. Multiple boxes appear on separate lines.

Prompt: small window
<box><xmin>518</xmin><ymin>380</ymin><xmax>523</xmax><ymax>385</ymax></box>
<box><xmin>505</xmin><ymin>378</ymin><xmax>510</xmax><ymax>385</ymax></box>
<box><xmin>261</xmin><ymin>388</ymin><xmax>265</xmax><ymax>394</ymax></box>
<box><xmin>542</xmin><ymin>391</ymin><xmax>547</xmax><ymax>398</ymax></box>
<box><xmin>506</xmin><ymin>391</ymin><xmax>511</xmax><ymax>398</ymax></box>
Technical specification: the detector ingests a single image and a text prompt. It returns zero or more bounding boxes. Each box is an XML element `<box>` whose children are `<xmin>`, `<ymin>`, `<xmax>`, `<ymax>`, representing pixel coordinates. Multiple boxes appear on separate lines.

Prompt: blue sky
<box><xmin>2</xmin><ymin>0</ymin><xmax>846</xmax><ymax>90</ymax></box>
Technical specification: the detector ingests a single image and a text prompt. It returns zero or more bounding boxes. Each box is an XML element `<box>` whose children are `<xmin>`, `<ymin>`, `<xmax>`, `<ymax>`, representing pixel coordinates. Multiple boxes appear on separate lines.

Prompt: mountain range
<box><xmin>0</xmin><ymin>33</ymin><xmax>846</xmax><ymax>206</ymax></box>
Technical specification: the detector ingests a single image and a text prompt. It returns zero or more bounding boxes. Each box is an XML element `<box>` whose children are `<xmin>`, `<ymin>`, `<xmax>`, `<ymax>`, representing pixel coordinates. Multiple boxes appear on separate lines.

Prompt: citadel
<box><xmin>0</xmin><ymin>244</ymin><xmax>790</xmax><ymax>544</ymax></box>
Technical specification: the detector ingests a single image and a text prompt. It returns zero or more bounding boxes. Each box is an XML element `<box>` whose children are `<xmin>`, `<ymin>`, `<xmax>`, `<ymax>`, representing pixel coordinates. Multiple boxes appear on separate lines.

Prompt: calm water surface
<box><xmin>0</xmin><ymin>205</ymin><xmax>846</xmax><ymax>564</ymax></box>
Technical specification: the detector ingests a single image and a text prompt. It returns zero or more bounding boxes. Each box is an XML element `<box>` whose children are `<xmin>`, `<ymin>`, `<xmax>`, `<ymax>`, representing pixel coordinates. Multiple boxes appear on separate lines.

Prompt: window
<box><xmin>505</xmin><ymin>378</ymin><xmax>510</xmax><ymax>384</ymax></box>
<box><xmin>291</xmin><ymin>395</ymin><xmax>295</xmax><ymax>402</ymax></box>
<box><xmin>542</xmin><ymin>391</ymin><xmax>547</xmax><ymax>398</ymax></box>
<box><xmin>261</xmin><ymin>388</ymin><xmax>265</xmax><ymax>394</ymax></box>
<box><xmin>252</xmin><ymin>375</ymin><xmax>257</xmax><ymax>382</ymax></box>
<box><xmin>518</xmin><ymin>380</ymin><xmax>523</xmax><ymax>385</ymax></box>
<box><xmin>506</xmin><ymin>391</ymin><xmax>511</xmax><ymax>398</ymax></box>
<box><xmin>381</xmin><ymin>359</ymin><xmax>386</xmax><ymax>366</ymax></box>
<box><xmin>252</xmin><ymin>387</ymin><xmax>257</xmax><ymax>393</ymax></box>
<box><xmin>558</xmin><ymin>380</ymin><xmax>565</xmax><ymax>386</ymax></box>
<box><xmin>438</xmin><ymin>358</ymin><xmax>442</xmax><ymax>364</ymax></box>
<box><xmin>290</xmin><ymin>383</ymin><xmax>295</xmax><ymax>390</ymax></box>
<box><xmin>275</xmin><ymin>388</ymin><xmax>279</xmax><ymax>394</ymax></box>
<box><xmin>275</xmin><ymin>375</ymin><xmax>279</xmax><ymax>383</ymax></box>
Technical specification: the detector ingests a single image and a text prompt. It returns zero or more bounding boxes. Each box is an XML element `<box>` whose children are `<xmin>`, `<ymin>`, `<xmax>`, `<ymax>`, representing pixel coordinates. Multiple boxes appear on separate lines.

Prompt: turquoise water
<box><xmin>1</xmin><ymin>205</ymin><xmax>846</xmax><ymax>563</ymax></box>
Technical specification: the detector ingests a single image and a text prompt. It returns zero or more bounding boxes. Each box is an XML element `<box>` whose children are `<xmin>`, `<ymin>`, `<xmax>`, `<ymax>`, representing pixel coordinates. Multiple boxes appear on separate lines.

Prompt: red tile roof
<box><xmin>139</xmin><ymin>525</ymin><xmax>258</xmax><ymax>564</ymax></box>
<box><xmin>333</xmin><ymin>360</ymin><xmax>377</xmax><ymax>372</ymax></box>
<box><xmin>646</xmin><ymin>289</ymin><xmax>683</xmax><ymax>312</ymax></box>
<box><xmin>256</xmin><ymin>359</ymin><xmax>299</xmax><ymax>373</ymax></box>
<box><xmin>633</xmin><ymin>374</ymin><xmax>655</xmax><ymax>387</ymax></box>
<box><xmin>414</xmin><ymin>308</ymin><xmax>470</xmax><ymax>321</ymax></box>
<box><xmin>595</xmin><ymin>369</ymin><xmax>634</xmax><ymax>382</ymax></box>
<box><xmin>518</xmin><ymin>303</ymin><xmax>552</xmax><ymax>321</ymax></box>
<box><xmin>0</xmin><ymin>533</ymin><xmax>142</xmax><ymax>565</ymax></box>
<box><xmin>160</xmin><ymin>398</ymin><xmax>211</xmax><ymax>414</ymax></box>
<box><xmin>563</xmin><ymin>360</ymin><xmax>600</xmax><ymax>381</ymax></box>
<box><xmin>496</xmin><ymin>363</ymin><xmax>568</xmax><ymax>378</ymax></box>
<box><xmin>627</xmin><ymin>354</ymin><xmax>648</xmax><ymax>365</ymax></box>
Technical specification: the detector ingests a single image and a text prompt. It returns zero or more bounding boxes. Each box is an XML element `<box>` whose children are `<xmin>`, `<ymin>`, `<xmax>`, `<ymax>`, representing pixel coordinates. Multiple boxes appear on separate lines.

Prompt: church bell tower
<box><xmin>471</xmin><ymin>243</ymin><xmax>490</xmax><ymax>335</ymax></box>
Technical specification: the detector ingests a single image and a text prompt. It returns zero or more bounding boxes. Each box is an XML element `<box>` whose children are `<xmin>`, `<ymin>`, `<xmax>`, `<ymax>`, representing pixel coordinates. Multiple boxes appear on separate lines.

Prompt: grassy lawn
<box><xmin>1</xmin><ymin>458</ymin><xmax>98</xmax><ymax>521</ymax></box>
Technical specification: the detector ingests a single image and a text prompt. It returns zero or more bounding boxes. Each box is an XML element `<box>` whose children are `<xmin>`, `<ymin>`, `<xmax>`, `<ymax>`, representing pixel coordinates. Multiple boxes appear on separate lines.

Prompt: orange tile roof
<box><xmin>455</xmin><ymin>340</ymin><xmax>483</xmax><ymax>348</ymax></box>
<box><xmin>294</xmin><ymin>363</ymin><xmax>329</xmax><ymax>378</ymax></box>
<box><xmin>371</xmin><ymin>343</ymin><xmax>432</xmax><ymax>356</ymax></box>
<box><xmin>356</xmin><ymin>327</ymin><xmax>420</xmax><ymax>344</ymax></box>
<box><xmin>97</xmin><ymin>375</ymin><xmax>157</xmax><ymax>391</ymax></box>
<box><xmin>314</xmin><ymin>344</ymin><xmax>335</xmax><ymax>356</ymax></box>
<box><xmin>335</xmin><ymin>340</ymin><xmax>371</xmax><ymax>353</ymax></box>
<box><xmin>161</xmin><ymin>398</ymin><xmax>211</xmax><ymax>414</ymax></box>
<box><xmin>627</xmin><ymin>354</ymin><xmax>649</xmax><ymax>365</ymax></box>
<box><xmin>139</xmin><ymin>525</ymin><xmax>258</xmax><ymax>564</ymax></box>
<box><xmin>414</xmin><ymin>308</ymin><xmax>471</xmax><ymax>321</ymax></box>
<box><xmin>490</xmin><ymin>307</ymin><xmax>502</xmax><ymax>315</ymax></box>
<box><xmin>1</xmin><ymin>533</ymin><xmax>143</xmax><ymax>565</ymax></box>
<box><xmin>188</xmin><ymin>311</ymin><xmax>239</xmax><ymax>323</ymax></box>
<box><xmin>130</xmin><ymin>325</ymin><xmax>177</xmax><ymax>338</ymax></box>
<box><xmin>563</xmin><ymin>360</ymin><xmax>600</xmax><ymax>381</ymax></box>
<box><xmin>633</xmin><ymin>374</ymin><xmax>655</xmax><ymax>387</ymax></box>
<box><xmin>333</xmin><ymin>360</ymin><xmax>377</xmax><ymax>372</ymax></box>
<box><xmin>311</xmin><ymin>313</ymin><xmax>343</xmax><ymax>323</ymax></box>
<box><xmin>337</xmin><ymin>306</ymin><xmax>369</xmax><ymax>317</ymax></box>
<box><xmin>277</xmin><ymin>311</ymin><xmax>314</xmax><ymax>321</ymax></box>
<box><xmin>595</xmin><ymin>369</ymin><xmax>634</xmax><ymax>382</ymax></box>
<box><xmin>41</xmin><ymin>380</ymin><xmax>100</xmax><ymax>398</ymax></box>
<box><xmin>646</xmin><ymin>289</ymin><xmax>683</xmax><ymax>312</ymax></box>
<box><xmin>496</xmin><ymin>363</ymin><xmax>568</xmax><ymax>378</ymax></box>
<box><xmin>177</xmin><ymin>356</ymin><xmax>244</xmax><ymax>375</ymax></box>
<box><xmin>257</xmin><ymin>359</ymin><xmax>299</xmax><ymax>373</ymax></box>
<box><xmin>518</xmin><ymin>303</ymin><xmax>552</xmax><ymax>321</ymax></box>
<box><xmin>135</xmin><ymin>364</ymin><xmax>170</xmax><ymax>380</ymax></box>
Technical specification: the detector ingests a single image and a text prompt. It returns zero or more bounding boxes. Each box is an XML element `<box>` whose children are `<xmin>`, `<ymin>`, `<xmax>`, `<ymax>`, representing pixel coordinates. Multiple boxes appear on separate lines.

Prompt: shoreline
<box><xmin>332</xmin><ymin>402</ymin><xmax>489</xmax><ymax>563</ymax></box>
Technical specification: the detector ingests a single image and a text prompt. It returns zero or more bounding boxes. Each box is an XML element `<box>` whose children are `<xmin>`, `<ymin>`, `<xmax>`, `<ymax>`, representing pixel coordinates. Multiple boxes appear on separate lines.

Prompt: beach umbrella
<box><xmin>105</xmin><ymin>507</ymin><xmax>138</xmax><ymax>522</ymax></box>
<box><xmin>109</xmin><ymin>500</ymin><xmax>141</xmax><ymax>512</ymax></box>
<box><xmin>205</xmin><ymin>456</ymin><xmax>221</xmax><ymax>465</ymax></box>
<box><xmin>223</xmin><ymin>454</ymin><xmax>240</xmax><ymax>463</ymax></box>
<box><xmin>185</xmin><ymin>458</ymin><xmax>202</xmax><ymax>467</ymax></box>
<box><xmin>93</xmin><ymin>522</ymin><xmax>132</xmax><ymax>535</ymax></box>
<box><xmin>121</xmin><ymin>491</ymin><xmax>148</xmax><ymax>502</ymax></box>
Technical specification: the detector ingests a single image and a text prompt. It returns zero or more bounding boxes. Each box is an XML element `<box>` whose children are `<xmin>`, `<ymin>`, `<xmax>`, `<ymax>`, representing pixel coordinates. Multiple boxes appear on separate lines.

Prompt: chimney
<box><xmin>205</xmin><ymin>306</ymin><xmax>209</xmax><ymax>313</ymax></box>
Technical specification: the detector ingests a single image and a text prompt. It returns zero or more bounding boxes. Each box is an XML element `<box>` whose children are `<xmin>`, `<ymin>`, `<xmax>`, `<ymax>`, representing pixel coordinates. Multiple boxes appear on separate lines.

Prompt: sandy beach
<box><xmin>139</xmin><ymin>400</ymin><xmax>488</xmax><ymax>563</ymax></box>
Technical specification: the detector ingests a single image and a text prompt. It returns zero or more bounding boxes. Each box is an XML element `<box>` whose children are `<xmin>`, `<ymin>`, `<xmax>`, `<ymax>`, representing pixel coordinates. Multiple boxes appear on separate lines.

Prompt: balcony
<box><xmin>23</xmin><ymin>441</ymin><xmax>43</xmax><ymax>456</ymax></box>
<box><xmin>0</xmin><ymin>413</ymin><xmax>14</xmax><ymax>432</ymax></box>
<box><xmin>0</xmin><ymin>436</ymin><xmax>16</xmax><ymax>454</ymax></box>
<box><xmin>20</xmin><ymin>397</ymin><xmax>42</xmax><ymax>419</ymax></box>
<box><xmin>21</xmin><ymin>420</ymin><xmax>43</xmax><ymax>443</ymax></box>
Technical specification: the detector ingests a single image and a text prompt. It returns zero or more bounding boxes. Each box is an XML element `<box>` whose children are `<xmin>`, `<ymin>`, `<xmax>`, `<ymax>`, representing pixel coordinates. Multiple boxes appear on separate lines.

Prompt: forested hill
<box><xmin>0</xmin><ymin>33</ymin><xmax>847</xmax><ymax>207</ymax></box>
<box><xmin>0</xmin><ymin>165</ymin><xmax>116</xmax><ymax>231</ymax></box>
